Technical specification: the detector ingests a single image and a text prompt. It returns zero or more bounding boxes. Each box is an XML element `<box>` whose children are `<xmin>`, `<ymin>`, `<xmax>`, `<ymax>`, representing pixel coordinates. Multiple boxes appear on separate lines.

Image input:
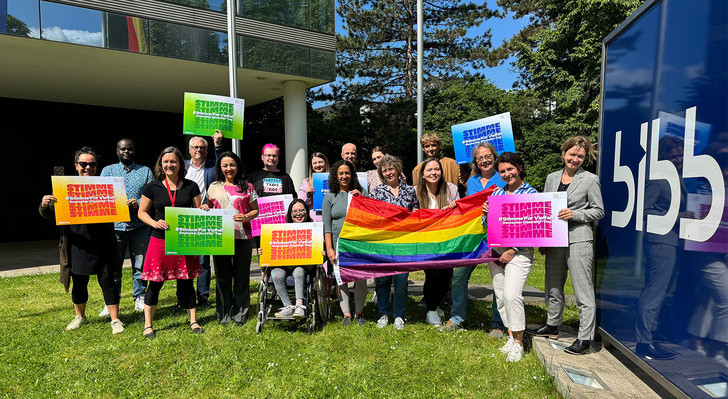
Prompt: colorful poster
<box><xmin>164</xmin><ymin>208</ymin><xmax>235</xmax><ymax>255</ymax></box>
<box><xmin>312</xmin><ymin>173</ymin><xmax>329</xmax><ymax>212</ymax></box>
<box><xmin>183</xmin><ymin>92</ymin><xmax>245</xmax><ymax>140</ymax></box>
<box><xmin>312</xmin><ymin>172</ymin><xmax>368</xmax><ymax>211</ymax></box>
<box><xmin>685</xmin><ymin>193</ymin><xmax>728</xmax><ymax>253</ymax></box>
<box><xmin>51</xmin><ymin>176</ymin><xmax>130</xmax><ymax>225</ymax></box>
<box><xmin>251</xmin><ymin>194</ymin><xmax>293</xmax><ymax>237</ymax></box>
<box><xmin>259</xmin><ymin>222</ymin><xmax>324</xmax><ymax>267</ymax></box>
<box><xmin>451</xmin><ymin>112</ymin><xmax>516</xmax><ymax>165</ymax></box>
<box><xmin>487</xmin><ymin>192</ymin><xmax>568</xmax><ymax>248</ymax></box>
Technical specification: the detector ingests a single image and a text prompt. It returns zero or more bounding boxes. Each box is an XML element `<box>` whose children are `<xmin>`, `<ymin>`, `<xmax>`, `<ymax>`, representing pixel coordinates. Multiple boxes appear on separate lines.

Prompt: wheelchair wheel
<box><xmin>255</xmin><ymin>311</ymin><xmax>264</xmax><ymax>334</ymax></box>
<box><xmin>315</xmin><ymin>268</ymin><xmax>332</xmax><ymax>325</ymax></box>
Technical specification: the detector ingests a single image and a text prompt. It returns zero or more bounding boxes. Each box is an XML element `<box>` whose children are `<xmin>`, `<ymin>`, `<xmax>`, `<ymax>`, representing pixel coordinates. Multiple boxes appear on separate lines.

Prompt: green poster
<box><xmin>165</xmin><ymin>208</ymin><xmax>235</xmax><ymax>255</ymax></box>
<box><xmin>183</xmin><ymin>92</ymin><xmax>245</xmax><ymax>140</ymax></box>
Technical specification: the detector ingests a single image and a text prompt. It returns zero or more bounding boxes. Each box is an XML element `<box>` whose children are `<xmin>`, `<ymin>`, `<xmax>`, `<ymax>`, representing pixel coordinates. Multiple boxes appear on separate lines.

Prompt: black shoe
<box><xmin>529</xmin><ymin>324</ymin><xmax>559</xmax><ymax>339</ymax></box>
<box><xmin>355</xmin><ymin>313</ymin><xmax>366</xmax><ymax>326</ymax></box>
<box><xmin>172</xmin><ymin>303</ymin><xmax>185</xmax><ymax>313</ymax></box>
<box><xmin>197</xmin><ymin>298</ymin><xmax>210</xmax><ymax>308</ymax></box>
<box><xmin>342</xmin><ymin>315</ymin><xmax>352</xmax><ymax>326</ymax></box>
<box><xmin>564</xmin><ymin>339</ymin><xmax>590</xmax><ymax>355</ymax></box>
<box><xmin>635</xmin><ymin>343</ymin><xmax>674</xmax><ymax>360</ymax></box>
<box><xmin>190</xmin><ymin>321</ymin><xmax>204</xmax><ymax>334</ymax></box>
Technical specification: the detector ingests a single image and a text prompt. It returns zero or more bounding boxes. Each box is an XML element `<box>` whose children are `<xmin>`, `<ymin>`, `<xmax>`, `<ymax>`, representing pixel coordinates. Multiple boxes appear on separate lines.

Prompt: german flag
<box><xmin>106</xmin><ymin>13</ymin><xmax>147</xmax><ymax>53</ymax></box>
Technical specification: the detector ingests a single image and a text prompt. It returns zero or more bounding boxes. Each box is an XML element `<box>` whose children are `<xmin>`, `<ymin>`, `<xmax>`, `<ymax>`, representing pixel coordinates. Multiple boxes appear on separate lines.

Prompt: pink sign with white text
<box><xmin>250</xmin><ymin>194</ymin><xmax>293</xmax><ymax>237</ymax></box>
<box><xmin>487</xmin><ymin>192</ymin><xmax>568</xmax><ymax>248</ymax></box>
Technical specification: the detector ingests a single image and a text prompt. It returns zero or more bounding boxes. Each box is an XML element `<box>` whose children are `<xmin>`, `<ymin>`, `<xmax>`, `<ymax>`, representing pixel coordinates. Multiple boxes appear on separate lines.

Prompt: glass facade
<box><xmin>598</xmin><ymin>0</ymin><xmax>727</xmax><ymax>397</ymax></box>
<box><xmin>2</xmin><ymin>0</ymin><xmax>334</xmax><ymax>80</ymax></box>
<box><xmin>153</xmin><ymin>0</ymin><xmax>334</xmax><ymax>34</ymax></box>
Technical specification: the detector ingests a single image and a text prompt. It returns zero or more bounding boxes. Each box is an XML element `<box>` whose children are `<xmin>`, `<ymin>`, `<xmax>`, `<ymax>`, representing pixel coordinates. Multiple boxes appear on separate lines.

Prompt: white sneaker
<box><xmin>377</xmin><ymin>315</ymin><xmax>389</xmax><ymax>328</ymax></box>
<box><xmin>394</xmin><ymin>317</ymin><xmax>405</xmax><ymax>330</ymax></box>
<box><xmin>506</xmin><ymin>343</ymin><xmax>524</xmax><ymax>362</ymax></box>
<box><xmin>500</xmin><ymin>336</ymin><xmax>515</xmax><ymax>353</ymax></box>
<box><xmin>134</xmin><ymin>296</ymin><xmax>145</xmax><ymax>312</ymax></box>
<box><xmin>110</xmin><ymin>319</ymin><xmax>125</xmax><ymax>334</ymax></box>
<box><xmin>66</xmin><ymin>316</ymin><xmax>87</xmax><ymax>331</ymax></box>
<box><xmin>293</xmin><ymin>305</ymin><xmax>306</xmax><ymax>319</ymax></box>
<box><xmin>426</xmin><ymin>310</ymin><xmax>442</xmax><ymax>326</ymax></box>
<box><xmin>274</xmin><ymin>305</ymin><xmax>295</xmax><ymax>318</ymax></box>
<box><xmin>99</xmin><ymin>305</ymin><xmax>109</xmax><ymax>317</ymax></box>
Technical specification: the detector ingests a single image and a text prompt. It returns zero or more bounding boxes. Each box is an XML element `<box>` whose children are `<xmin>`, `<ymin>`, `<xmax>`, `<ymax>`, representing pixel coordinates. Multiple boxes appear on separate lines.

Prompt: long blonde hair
<box><xmin>416</xmin><ymin>157</ymin><xmax>449</xmax><ymax>209</ymax></box>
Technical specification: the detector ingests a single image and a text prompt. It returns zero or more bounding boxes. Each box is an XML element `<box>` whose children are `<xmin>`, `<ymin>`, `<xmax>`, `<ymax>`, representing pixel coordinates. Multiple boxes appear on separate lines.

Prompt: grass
<box><xmin>0</xmin><ymin>268</ymin><xmax>578</xmax><ymax>398</ymax></box>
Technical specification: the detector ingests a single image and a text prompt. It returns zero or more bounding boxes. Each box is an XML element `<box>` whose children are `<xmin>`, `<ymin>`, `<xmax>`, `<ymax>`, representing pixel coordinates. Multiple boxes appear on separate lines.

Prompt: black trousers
<box><xmin>145</xmin><ymin>279</ymin><xmax>196</xmax><ymax>308</ymax></box>
<box><xmin>423</xmin><ymin>268</ymin><xmax>453</xmax><ymax>311</ymax></box>
<box><xmin>71</xmin><ymin>270</ymin><xmax>119</xmax><ymax>306</ymax></box>
<box><xmin>213</xmin><ymin>239</ymin><xmax>254</xmax><ymax>323</ymax></box>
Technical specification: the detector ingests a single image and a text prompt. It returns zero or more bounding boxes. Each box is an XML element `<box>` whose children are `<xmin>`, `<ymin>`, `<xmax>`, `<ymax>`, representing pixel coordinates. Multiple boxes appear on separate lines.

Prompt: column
<box><xmin>283</xmin><ymin>80</ymin><xmax>308</xmax><ymax>190</ymax></box>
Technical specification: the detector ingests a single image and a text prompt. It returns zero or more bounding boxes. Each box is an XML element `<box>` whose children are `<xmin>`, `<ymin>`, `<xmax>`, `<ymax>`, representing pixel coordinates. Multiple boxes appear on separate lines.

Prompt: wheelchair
<box><xmin>255</xmin><ymin>262</ymin><xmax>336</xmax><ymax>334</ymax></box>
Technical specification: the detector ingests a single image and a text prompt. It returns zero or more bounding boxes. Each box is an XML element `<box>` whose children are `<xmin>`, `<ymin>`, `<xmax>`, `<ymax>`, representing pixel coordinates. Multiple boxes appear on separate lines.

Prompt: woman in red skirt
<box><xmin>138</xmin><ymin>146</ymin><xmax>208</xmax><ymax>338</ymax></box>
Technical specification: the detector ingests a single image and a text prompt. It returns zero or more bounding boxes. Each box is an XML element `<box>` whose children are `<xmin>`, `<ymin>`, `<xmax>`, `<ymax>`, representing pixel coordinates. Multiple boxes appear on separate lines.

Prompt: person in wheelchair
<box><xmin>259</xmin><ymin>199</ymin><xmax>314</xmax><ymax>319</ymax></box>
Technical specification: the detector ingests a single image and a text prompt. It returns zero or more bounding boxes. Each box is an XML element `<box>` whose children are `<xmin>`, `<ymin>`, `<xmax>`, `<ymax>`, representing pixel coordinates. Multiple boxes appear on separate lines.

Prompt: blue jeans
<box><xmin>114</xmin><ymin>227</ymin><xmax>150</xmax><ymax>299</ymax></box>
<box><xmin>450</xmin><ymin>265</ymin><xmax>475</xmax><ymax>325</ymax></box>
<box><xmin>197</xmin><ymin>255</ymin><xmax>211</xmax><ymax>300</ymax></box>
<box><xmin>375</xmin><ymin>273</ymin><xmax>409</xmax><ymax>318</ymax></box>
<box><xmin>450</xmin><ymin>265</ymin><xmax>504</xmax><ymax>327</ymax></box>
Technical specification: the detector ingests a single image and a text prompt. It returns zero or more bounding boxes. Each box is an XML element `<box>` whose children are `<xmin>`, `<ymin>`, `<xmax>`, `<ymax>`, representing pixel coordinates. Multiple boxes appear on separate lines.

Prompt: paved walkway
<box><xmin>0</xmin><ymin>239</ymin><xmax>669</xmax><ymax>398</ymax></box>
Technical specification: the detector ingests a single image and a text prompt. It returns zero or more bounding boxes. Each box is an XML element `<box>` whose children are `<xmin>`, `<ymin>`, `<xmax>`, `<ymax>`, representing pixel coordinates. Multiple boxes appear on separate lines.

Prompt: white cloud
<box><xmin>35</xmin><ymin>26</ymin><xmax>103</xmax><ymax>47</ymax></box>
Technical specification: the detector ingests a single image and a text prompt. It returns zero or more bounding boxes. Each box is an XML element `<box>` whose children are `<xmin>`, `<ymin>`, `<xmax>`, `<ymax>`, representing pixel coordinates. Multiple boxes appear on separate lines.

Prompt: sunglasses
<box><xmin>77</xmin><ymin>162</ymin><xmax>98</xmax><ymax>168</ymax></box>
<box><xmin>291</xmin><ymin>210</ymin><xmax>307</xmax><ymax>216</ymax></box>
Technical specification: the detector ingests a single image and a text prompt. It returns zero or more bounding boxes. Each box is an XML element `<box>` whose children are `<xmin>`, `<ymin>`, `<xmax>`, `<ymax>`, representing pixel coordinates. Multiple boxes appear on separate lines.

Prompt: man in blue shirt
<box><xmin>100</xmin><ymin>138</ymin><xmax>155</xmax><ymax>314</ymax></box>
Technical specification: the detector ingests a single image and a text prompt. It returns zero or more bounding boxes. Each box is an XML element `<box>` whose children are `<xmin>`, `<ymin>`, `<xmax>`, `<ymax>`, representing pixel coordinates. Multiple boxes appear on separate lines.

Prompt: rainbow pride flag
<box><xmin>335</xmin><ymin>188</ymin><xmax>499</xmax><ymax>283</ymax></box>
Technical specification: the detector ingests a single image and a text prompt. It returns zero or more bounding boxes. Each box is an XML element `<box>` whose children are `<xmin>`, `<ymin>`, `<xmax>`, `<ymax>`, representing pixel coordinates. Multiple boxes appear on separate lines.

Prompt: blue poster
<box><xmin>451</xmin><ymin>112</ymin><xmax>516</xmax><ymax>165</ymax></box>
<box><xmin>1</xmin><ymin>0</ymin><xmax>7</xmax><ymax>34</ymax></box>
<box><xmin>312</xmin><ymin>173</ymin><xmax>329</xmax><ymax>212</ymax></box>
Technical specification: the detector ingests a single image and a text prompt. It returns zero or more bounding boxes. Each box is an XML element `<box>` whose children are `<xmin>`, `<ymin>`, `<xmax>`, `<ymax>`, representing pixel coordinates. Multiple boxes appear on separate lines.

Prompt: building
<box><xmin>0</xmin><ymin>0</ymin><xmax>335</xmax><ymax>242</ymax></box>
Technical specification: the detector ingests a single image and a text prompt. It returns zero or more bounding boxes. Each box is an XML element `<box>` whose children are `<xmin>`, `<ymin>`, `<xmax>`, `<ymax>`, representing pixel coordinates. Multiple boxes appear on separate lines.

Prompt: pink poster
<box><xmin>487</xmin><ymin>192</ymin><xmax>568</xmax><ymax>248</ymax></box>
<box><xmin>250</xmin><ymin>194</ymin><xmax>293</xmax><ymax>237</ymax></box>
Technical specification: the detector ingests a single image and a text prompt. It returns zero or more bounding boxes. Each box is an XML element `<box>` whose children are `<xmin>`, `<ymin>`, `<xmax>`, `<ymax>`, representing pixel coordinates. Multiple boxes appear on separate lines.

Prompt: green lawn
<box><xmin>0</xmin><ymin>268</ymin><xmax>577</xmax><ymax>398</ymax></box>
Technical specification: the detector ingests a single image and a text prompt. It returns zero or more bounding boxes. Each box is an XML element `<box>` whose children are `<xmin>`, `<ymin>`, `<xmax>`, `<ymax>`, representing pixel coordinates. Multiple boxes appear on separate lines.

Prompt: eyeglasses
<box><xmin>291</xmin><ymin>210</ymin><xmax>307</xmax><ymax>216</ymax></box>
<box><xmin>263</xmin><ymin>154</ymin><xmax>278</xmax><ymax>158</ymax></box>
<box><xmin>476</xmin><ymin>155</ymin><xmax>494</xmax><ymax>162</ymax></box>
<box><xmin>76</xmin><ymin>162</ymin><xmax>97</xmax><ymax>168</ymax></box>
<box><xmin>190</xmin><ymin>146</ymin><xmax>206</xmax><ymax>151</ymax></box>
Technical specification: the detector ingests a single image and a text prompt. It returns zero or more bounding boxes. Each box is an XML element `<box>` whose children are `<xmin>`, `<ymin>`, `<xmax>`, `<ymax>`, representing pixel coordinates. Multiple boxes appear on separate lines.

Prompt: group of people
<box><xmin>40</xmin><ymin>132</ymin><xmax>605</xmax><ymax>364</ymax></box>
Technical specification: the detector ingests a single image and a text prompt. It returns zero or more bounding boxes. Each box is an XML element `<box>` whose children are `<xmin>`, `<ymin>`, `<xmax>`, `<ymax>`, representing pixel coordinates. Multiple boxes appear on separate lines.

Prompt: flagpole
<box><xmin>227</xmin><ymin>0</ymin><xmax>241</xmax><ymax>157</ymax></box>
<box><xmin>416</xmin><ymin>0</ymin><xmax>424</xmax><ymax>165</ymax></box>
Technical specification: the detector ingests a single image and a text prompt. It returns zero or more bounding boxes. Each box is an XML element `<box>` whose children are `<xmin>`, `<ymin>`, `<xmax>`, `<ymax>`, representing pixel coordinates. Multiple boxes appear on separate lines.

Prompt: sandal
<box><xmin>190</xmin><ymin>321</ymin><xmax>204</xmax><ymax>334</ymax></box>
<box><xmin>143</xmin><ymin>326</ymin><xmax>155</xmax><ymax>339</ymax></box>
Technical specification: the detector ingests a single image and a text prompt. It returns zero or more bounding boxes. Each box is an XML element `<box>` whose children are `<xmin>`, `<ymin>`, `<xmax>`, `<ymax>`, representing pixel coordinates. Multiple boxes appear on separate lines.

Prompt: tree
<box><xmin>331</xmin><ymin>0</ymin><xmax>498</xmax><ymax>102</ymax></box>
<box><xmin>7</xmin><ymin>15</ymin><xmax>31</xmax><ymax>37</ymax></box>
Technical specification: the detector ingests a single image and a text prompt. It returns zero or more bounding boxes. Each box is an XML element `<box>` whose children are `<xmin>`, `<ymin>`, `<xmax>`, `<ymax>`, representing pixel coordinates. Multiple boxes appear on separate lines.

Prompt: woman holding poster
<box><xmin>39</xmin><ymin>147</ymin><xmax>124</xmax><ymax>335</ymax></box>
<box><xmin>298</xmin><ymin>152</ymin><xmax>329</xmax><ymax>222</ymax></box>
<box><xmin>415</xmin><ymin>157</ymin><xmax>459</xmax><ymax>327</ymax></box>
<box><xmin>323</xmin><ymin>160</ymin><xmax>368</xmax><ymax>326</ymax></box>
<box><xmin>137</xmin><ymin>146</ymin><xmax>207</xmax><ymax>338</ymax></box>
<box><xmin>207</xmin><ymin>151</ymin><xmax>259</xmax><ymax>326</ymax></box>
<box><xmin>443</xmin><ymin>142</ymin><xmax>507</xmax><ymax>333</ymax></box>
<box><xmin>483</xmin><ymin>152</ymin><xmax>537</xmax><ymax>362</ymax></box>
<box><xmin>371</xmin><ymin>155</ymin><xmax>418</xmax><ymax>330</ymax></box>
<box><xmin>531</xmin><ymin>136</ymin><xmax>604</xmax><ymax>356</ymax></box>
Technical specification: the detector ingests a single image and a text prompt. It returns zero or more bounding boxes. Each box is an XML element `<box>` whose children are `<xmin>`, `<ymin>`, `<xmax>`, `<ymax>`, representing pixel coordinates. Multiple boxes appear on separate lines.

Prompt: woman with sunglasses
<box><xmin>39</xmin><ymin>147</ymin><xmax>124</xmax><ymax>334</ymax></box>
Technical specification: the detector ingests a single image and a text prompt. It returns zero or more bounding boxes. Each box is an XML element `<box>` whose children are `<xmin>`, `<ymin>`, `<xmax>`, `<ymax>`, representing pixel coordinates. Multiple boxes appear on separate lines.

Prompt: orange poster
<box><xmin>259</xmin><ymin>222</ymin><xmax>324</xmax><ymax>267</ymax></box>
<box><xmin>51</xmin><ymin>176</ymin><xmax>130</xmax><ymax>225</ymax></box>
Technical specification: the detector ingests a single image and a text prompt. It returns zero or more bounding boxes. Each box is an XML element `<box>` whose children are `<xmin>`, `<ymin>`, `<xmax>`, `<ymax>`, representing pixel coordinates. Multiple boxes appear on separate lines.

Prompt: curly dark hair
<box><xmin>73</xmin><ymin>146</ymin><xmax>98</xmax><ymax>164</ymax></box>
<box><xmin>285</xmin><ymin>199</ymin><xmax>313</xmax><ymax>223</ymax></box>
<box><xmin>328</xmin><ymin>160</ymin><xmax>362</xmax><ymax>194</ymax></box>
<box><xmin>214</xmin><ymin>151</ymin><xmax>250</xmax><ymax>194</ymax></box>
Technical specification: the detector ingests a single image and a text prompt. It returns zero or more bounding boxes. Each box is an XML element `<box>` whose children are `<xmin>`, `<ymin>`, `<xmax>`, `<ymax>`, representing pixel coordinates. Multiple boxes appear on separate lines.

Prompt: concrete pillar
<box><xmin>283</xmin><ymin>80</ymin><xmax>308</xmax><ymax>190</ymax></box>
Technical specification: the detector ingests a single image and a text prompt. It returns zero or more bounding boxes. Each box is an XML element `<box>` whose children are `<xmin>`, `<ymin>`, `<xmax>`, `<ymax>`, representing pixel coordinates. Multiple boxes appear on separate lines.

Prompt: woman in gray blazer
<box><xmin>531</xmin><ymin>136</ymin><xmax>605</xmax><ymax>355</ymax></box>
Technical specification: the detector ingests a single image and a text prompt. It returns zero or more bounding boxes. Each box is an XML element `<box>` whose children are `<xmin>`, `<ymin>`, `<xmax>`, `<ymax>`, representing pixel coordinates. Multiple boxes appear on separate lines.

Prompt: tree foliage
<box><xmin>331</xmin><ymin>0</ymin><xmax>498</xmax><ymax>101</ymax></box>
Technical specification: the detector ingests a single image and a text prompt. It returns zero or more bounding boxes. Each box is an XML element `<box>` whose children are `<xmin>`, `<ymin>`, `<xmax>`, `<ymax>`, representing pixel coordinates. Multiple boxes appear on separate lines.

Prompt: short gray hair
<box><xmin>189</xmin><ymin>136</ymin><xmax>208</xmax><ymax>148</ymax></box>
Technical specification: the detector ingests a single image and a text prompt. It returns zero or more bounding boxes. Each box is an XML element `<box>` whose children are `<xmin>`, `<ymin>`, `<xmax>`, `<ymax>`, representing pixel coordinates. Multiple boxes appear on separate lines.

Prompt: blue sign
<box><xmin>312</xmin><ymin>173</ymin><xmax>329</xmax><ymax>212</ymax></box>
<box><xmin>451</xmin><ymin>112</ymin><xmax>516</xmax><ymax>165</ymax></box>
<box><xmin>598</xmin><ymin>0</ymin><xmax>727</xmax><ymax>396</ymax></box>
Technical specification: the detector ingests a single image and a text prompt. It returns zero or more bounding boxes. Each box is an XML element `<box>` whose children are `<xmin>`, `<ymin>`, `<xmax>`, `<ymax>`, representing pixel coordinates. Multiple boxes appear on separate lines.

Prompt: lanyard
<box><xmin>164</xmin><ymin>178</ymin><xmax>179</xmax><ymax>207</ymax></box>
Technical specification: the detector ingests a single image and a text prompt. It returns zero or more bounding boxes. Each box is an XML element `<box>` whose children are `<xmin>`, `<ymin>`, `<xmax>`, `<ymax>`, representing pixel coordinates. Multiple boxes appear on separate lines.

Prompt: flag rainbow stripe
<box><xmin>338</xmin><ymin>188</ymin><xmax>494</xmax><ymax>265</ymax></box>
